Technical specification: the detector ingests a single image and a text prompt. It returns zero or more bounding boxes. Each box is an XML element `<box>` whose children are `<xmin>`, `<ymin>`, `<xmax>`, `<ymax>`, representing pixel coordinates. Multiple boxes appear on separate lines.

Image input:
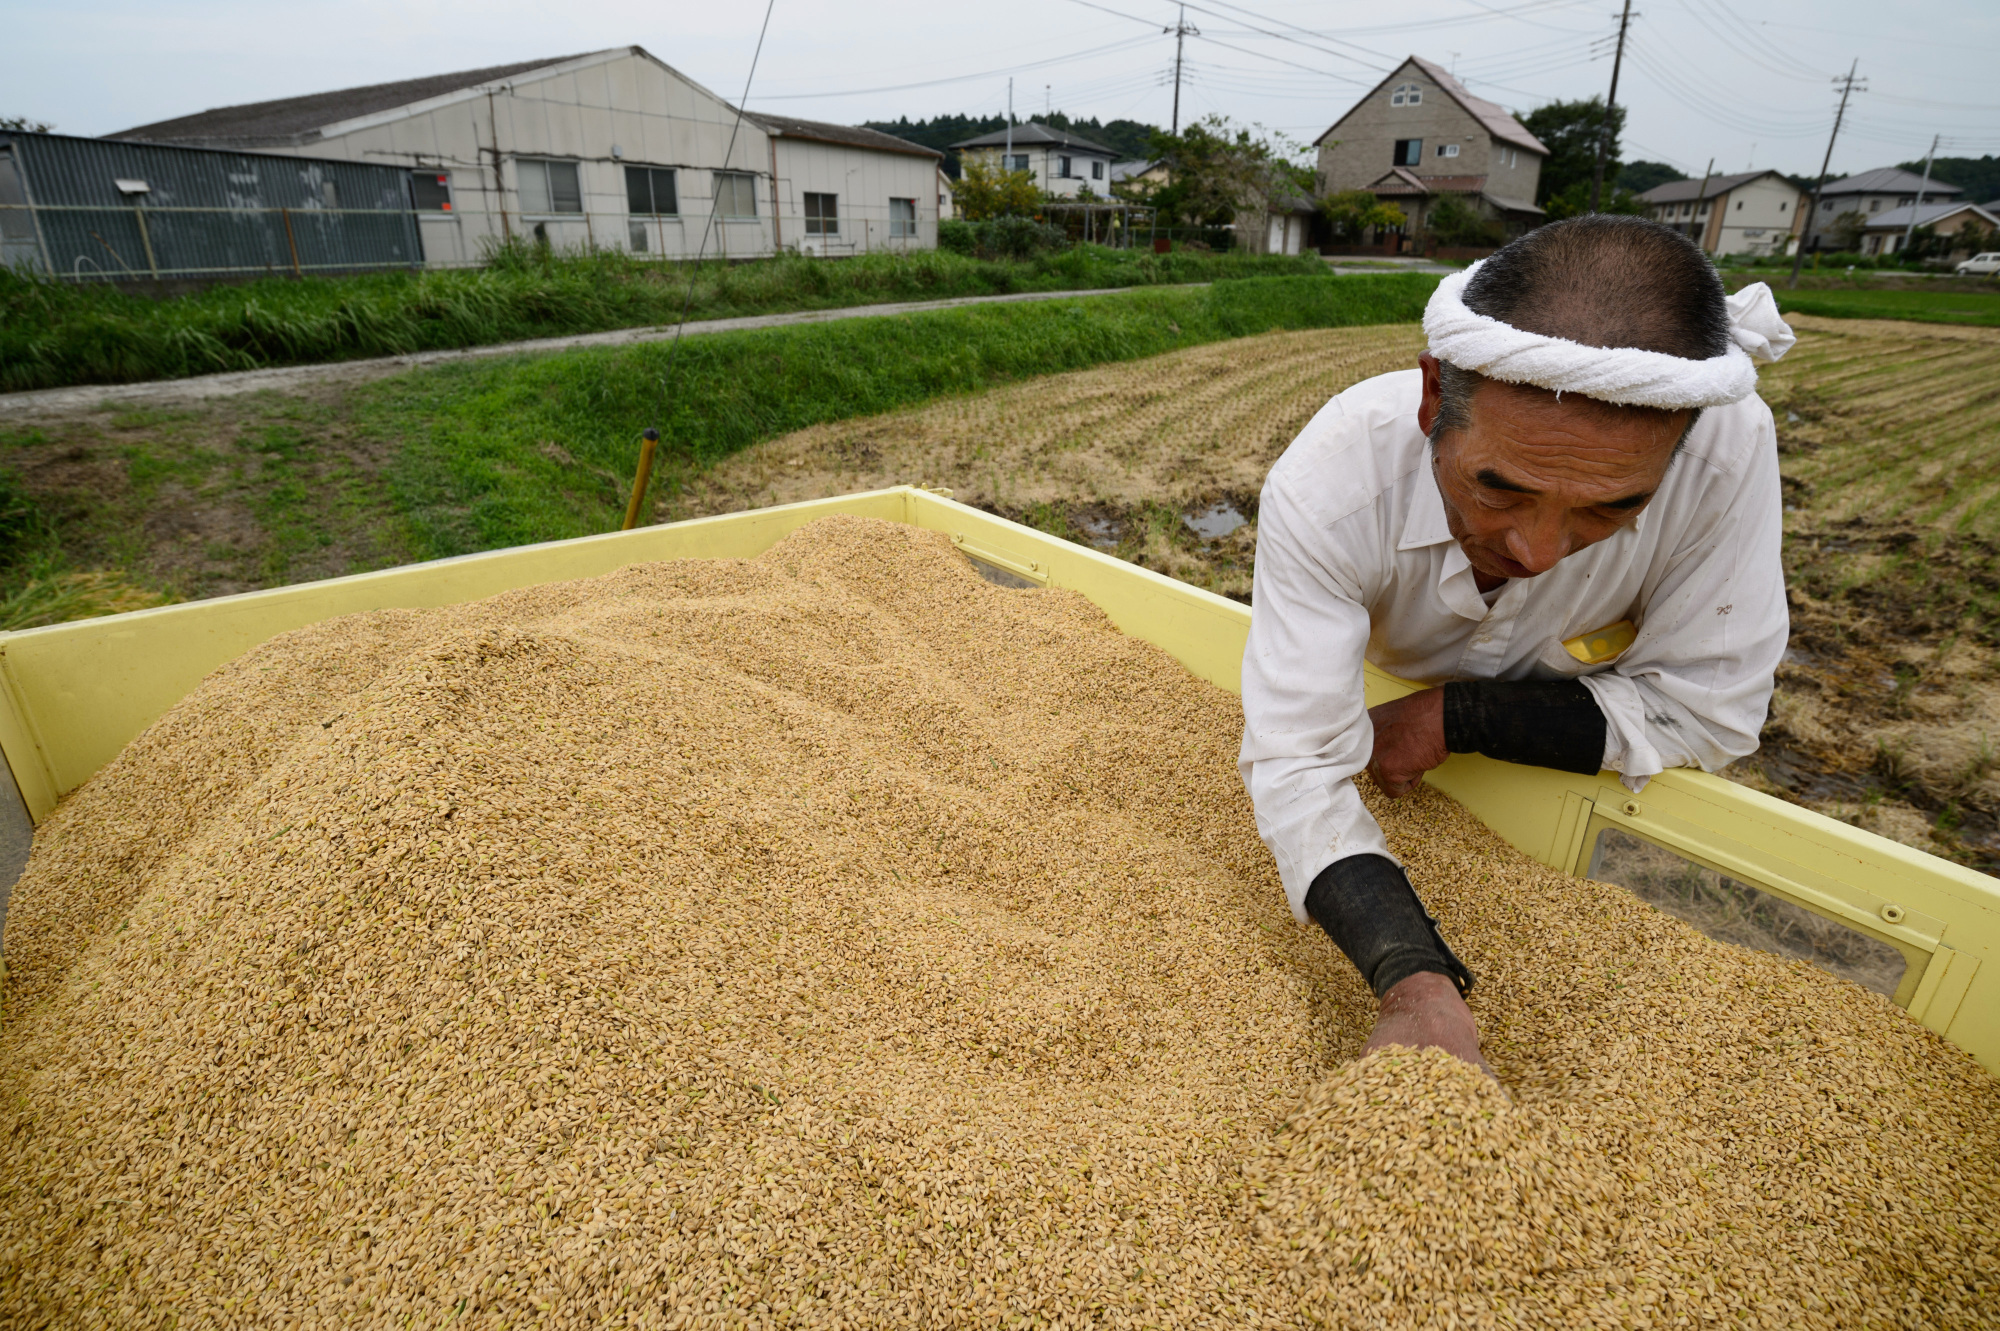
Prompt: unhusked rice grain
<box><xmin>1</xmin><ymin>514</ymin><xmax>1996</xmax><ymax>1328</ymax></box>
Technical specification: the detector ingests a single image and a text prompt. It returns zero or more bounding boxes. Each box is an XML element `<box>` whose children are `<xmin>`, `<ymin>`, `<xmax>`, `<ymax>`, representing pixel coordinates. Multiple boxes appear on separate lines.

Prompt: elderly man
<box><xmin>1240</xmin><ymin>215</ymin><xmax>1796</xmax><ymax>1072</ymax></box>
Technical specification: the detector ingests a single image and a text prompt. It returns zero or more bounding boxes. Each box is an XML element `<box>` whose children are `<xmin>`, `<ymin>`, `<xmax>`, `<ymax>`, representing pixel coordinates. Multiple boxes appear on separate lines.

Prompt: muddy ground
<box><xmin>4</xmin><ymin>314</ymin><xmax>1998</xmax><ymax>871</ymax></box>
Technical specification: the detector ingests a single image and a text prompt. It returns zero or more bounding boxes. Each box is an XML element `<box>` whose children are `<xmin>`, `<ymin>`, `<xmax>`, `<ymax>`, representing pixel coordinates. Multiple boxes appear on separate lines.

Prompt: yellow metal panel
<box><xmin>0</xmin><ymin>485</ymin><xmax>1994</xmax><ymax>1071</ymax></box>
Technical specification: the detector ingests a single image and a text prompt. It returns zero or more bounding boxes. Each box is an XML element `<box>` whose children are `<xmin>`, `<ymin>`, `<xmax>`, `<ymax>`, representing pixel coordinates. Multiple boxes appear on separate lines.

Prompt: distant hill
<box><xmin>1898</xmin><ymin>155</ymin><xmax>2000</xmax><ymax>206</ymax></box>
<box><xmin>864</xmin><ymin>113</ymin><xmax>1164</xmax><ymax>178</ymax></box>
<box><xmin>1618</xmin><ymin>160</ymin><xmax>1686</xmax><ymax>194</ymax></box>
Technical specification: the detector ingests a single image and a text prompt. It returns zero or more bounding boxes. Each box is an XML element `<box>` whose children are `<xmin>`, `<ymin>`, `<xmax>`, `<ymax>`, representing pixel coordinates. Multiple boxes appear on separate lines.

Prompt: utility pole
<box><xmin>1006</xmin><ymin>77</ymin><xmax>1013</xmax><ymax>171</ymax></box>
<box><xmin>1901</xmin><ymin>132</ymin><xmax>1939</xmax><ymax>258</ymax></box>
<box><xmin>1691</xmin><ymin>156</ymin><xmax>1713</xmax><ymax>250</ymax></box>
<box><xmin>1790</xmin><ymin>59</ymin><xmax>1865</xmax><ymax>288</ymax></box>
<box><xmin>1589</xmin><ymin>0</ymin><xmax>1633</xmax><ymax>213</ymax></box>
<box><xmin>1168</xmin><ymin>5</ymin><xmax>1196</xmax><ymax>135</ymax></box>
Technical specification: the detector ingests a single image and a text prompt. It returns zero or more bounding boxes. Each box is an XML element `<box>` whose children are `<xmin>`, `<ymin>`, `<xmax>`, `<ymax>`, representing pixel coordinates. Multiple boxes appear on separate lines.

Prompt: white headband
<box><xmin>1422</xmin><ymin>258</ymin><xmax>1797</xmax><ymax>410</ymax></box>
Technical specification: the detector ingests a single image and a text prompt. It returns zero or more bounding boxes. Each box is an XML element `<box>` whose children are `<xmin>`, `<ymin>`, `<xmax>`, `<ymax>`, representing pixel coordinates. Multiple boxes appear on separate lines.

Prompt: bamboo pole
<box><xmin>621</xmin><ymin>429</ymin><xmax>661</xmax><ymax>531</ymax></box>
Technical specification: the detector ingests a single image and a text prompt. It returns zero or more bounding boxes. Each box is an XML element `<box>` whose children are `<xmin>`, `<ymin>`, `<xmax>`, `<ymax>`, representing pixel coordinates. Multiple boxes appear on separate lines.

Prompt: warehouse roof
<box><xmin>109</xmin><ymin>52</ymin><xmax>616</xmax><ymax>148</ymax></box>
<box><xmin>749</xmin><ymin>114</ymin><xmax>939</xmax><ymax>159</ymax></box>
<box><xmin>951</xmin><ymin>122</ymin><xmax>1118</xmax><ymax>156</ymax></box>
<box><xmin>1819</xmin><ymin>166</ymin><xmax>1963</xmax><ymax>198</ymax></box>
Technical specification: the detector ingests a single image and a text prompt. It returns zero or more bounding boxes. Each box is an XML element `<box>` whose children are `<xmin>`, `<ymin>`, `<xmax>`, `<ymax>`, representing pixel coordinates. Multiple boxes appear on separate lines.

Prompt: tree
<box><xmin>1542</xmin><ymin>181</ymin><xmax>1650</xmax><ymax>221</ymax></box>
<box><xmin>1618</xmin><ymin>160</ymin><xmax>1686</xmax><ymax>195</ymax></box>
<box><xmin>1138</xmin><ymin>116</ymin><xmax>1310</xmax><ymax>231</ymax></box>
<box><xmin>0</xmin><ymin>115</ymin><xmax>54</xmax><ymax>133</ymax></box>
<box><xmin>1896</xmin><ymin>154</ymin><xmax>2000</xmax><ymax>208</ymax></box>
<box><xmin>1825</xmin><ymin>209</ymin><xmax>1868</xmax><ymax>253</ymax></box>
<box><xmin>1425</xmin><ymin>195</ymin><xmax>1504</xmax><ymax>247</ymax></box>
<box><xmin>1321</xmin><ymin>189</ymin><xmax>1406</xmax><ymax>242</ymax></box>
<box><xmin>951</xmin><ymin>157</ymin><xmax>1042</xmax><ymax>221</ymax></box>
<box><xmin>1520</xmin><ymin>96</ymin><xmax>1626</xmax><ymax>209</ymax></box>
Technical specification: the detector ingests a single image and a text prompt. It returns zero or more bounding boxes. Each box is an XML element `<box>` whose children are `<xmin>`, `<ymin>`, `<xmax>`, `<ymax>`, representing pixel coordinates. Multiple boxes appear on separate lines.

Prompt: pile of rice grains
<box><xmin>2</xmin><ymin>516</ymin><xmax>1995</xmax><ymax>1328</ymax></box>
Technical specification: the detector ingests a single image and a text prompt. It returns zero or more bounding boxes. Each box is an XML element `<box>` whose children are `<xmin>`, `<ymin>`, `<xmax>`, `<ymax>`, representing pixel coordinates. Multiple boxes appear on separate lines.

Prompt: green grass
<box><xmin>369</xmin><ymin>274</ymin><xmax>1437</xmax><ymax>560</ymax></box>
<box><xmin>0</xmin><ymin>243</ymin><xmax>1333</xmax><ymax>393</ymax></box>
<box><xmin>1772</xmin><ymin>287</ymin><xmax>2000</xmax><ymax>326</ymax></box>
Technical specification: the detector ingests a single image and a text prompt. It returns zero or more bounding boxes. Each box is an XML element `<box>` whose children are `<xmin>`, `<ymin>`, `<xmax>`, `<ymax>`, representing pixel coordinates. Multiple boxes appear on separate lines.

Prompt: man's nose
<box><xmin>1504</xmin><ymin>513</ymin><xmax>1571</xmax><ymax>573</ymax></box>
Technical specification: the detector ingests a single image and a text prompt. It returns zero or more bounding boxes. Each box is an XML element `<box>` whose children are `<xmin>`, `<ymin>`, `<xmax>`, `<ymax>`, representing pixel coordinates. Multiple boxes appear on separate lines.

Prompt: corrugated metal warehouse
<box><xmin>108</xmin><ymin>46</ymin><xmax>943</xmax><ymax>267</ymax></box>
<box><xmin>0</xmin><ymin>132</ymin><xmax>422</xmax><ymax>281</ymax></box>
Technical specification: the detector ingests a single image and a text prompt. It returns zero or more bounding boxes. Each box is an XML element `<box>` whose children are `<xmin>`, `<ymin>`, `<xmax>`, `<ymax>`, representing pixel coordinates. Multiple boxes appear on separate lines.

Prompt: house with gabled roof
<box><xmin>1803</xmin><ymin>166</ymin><xmax>1963</xmax><ymax>251</ymax></box>
<box><xmin>1637</xmin><ymin>169</ymin><xmax>1807</xmax><ymax>258</ymax></box>
<box><xmin>109</xmin><ymin>47</ymin><xmax>940</xmax><ymax>264</ymax></box>
<box><xmin>951</xmin><ymin>123</ymin><xmax>1119</xmax><ymax>198</ymax></box>
<box><xmin>1315</xmin><ymin>56</ymin><xmax>1546</xmax><ymax>244</ymax></box>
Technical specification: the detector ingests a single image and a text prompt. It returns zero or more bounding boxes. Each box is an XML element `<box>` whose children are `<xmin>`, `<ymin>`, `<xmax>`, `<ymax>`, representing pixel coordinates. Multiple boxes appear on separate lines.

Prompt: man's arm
<box><xmin>1240</xmin><ymin>473</ymin><xmax>1475</xmax><ymax>999</ymax></box>
<box><xmin>1581</xmin><ymin>406</ymin><xmax>1788</xmax><ymax>786</ymax></box>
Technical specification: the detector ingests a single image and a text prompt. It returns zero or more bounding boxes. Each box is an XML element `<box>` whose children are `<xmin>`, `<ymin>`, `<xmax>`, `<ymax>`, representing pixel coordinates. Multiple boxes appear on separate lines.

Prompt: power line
<box><xmin>755</xmin><ymin>33</ymin><xmax>1158</xmax><ymax>100</ymax></box>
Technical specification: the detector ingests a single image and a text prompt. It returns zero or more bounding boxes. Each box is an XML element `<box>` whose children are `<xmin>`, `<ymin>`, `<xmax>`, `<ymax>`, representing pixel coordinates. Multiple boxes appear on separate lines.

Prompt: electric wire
<box><xmin>649</xmin><ymin>0</ymin><xmax>778</xmax><ymax>458</ymax></box>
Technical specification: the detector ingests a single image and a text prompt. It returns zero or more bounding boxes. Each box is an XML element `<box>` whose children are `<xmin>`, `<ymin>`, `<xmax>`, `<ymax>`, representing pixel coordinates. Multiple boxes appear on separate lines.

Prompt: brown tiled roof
<box><xmin>750</xmin><ymin>114</ymin><xmax>939</xmax><ymax>158</ymax></box>
<box><xmin>1368</xmin><ymin>170</ymin><xmax>1487</xmax><ymax>195</ymax></box>
<box><xmin>110</xmin><ymin>52</ymin><xmax>614</xmax><ymax>148</ymax></box>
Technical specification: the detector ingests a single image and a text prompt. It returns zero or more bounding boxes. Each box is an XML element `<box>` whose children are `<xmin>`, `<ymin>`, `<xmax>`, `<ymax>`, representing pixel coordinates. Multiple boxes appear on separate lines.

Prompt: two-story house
<box><xmin>1638</xmin><ymin>170</ymin><xmax>1807</xmax><ymax>257</ymax></box>
<box><xmin>951</xmin><ymin>122</ymin><xmax>1118</xmax><ymax>198</ymax></box>
<box><xmin>1804</xmin><ymin>166</ymin><xmax>1963</xmax><ymax>251</ymax></box>
<box><xmin>1315</xmin><ymin>56</ymin><xmax>1546</xmax><ymax>242</ymax></box>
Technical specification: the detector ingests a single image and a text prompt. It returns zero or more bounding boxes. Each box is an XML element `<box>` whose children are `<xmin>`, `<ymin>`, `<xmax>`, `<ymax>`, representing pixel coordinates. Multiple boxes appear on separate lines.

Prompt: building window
<box><xmin>1393</xmin><ymin>139</ymin><xmax>1423</xmax><ymax>167</ymax></box>
<box><xmin>1092</xmin><ymin>159</ymin><xmax>1104</xmax><ymax>180</ymax></box>
<box><xmin>1868</xmin><ymin>198</ymin><xmax>1880</xmax><ymax>212</ymax></box>
<box><xmin>1007</xmin><ymin>153</ymin><xmax>1029</xmax><ymax>172</ymax></box>
<box><xmin>410</xmin><ymin>171</ymin><xmax>452</xmax><ymax>212</ymax></box>
<box><xmin>1390</xmin><ymin>82</ymin><xmax>1422</xmax><ymax>106</ymax></box>
<box><xmin>629</xmin><ymin>221</ymin><xmax>649</xmax><ymax>251</ymax></box>
<box><xmin>516</xmin><ymin>159</ymin><xmax>582</xmax><ymax>215</ymax></box>
<box><xmin>889</xmin><ymin>197</ymin><xmax>917</xmax><ymax>238</ymax></box>
<box><xmin>714</xmin><ymin>171</ymin><xmax>759</xmax><ymax>218</ymax></box>
<box><xmin>1057</xmin><ymin>155</ymin><xmax>1073</xmax><ymax>178</ymax></box>
<box><xmin>625</xmin><ymin>166</ymin><xmax>678</xmax><ymax>216</ymax></box>
<box><xmin>1437</xmin><ymin>143</ymin><xmax>1460</xmax><ymax>159</ymax></box>
<box><xmin>804</xmin><ymin>191</ymin><xmax>838</xmax><ymax>235</ymax></box>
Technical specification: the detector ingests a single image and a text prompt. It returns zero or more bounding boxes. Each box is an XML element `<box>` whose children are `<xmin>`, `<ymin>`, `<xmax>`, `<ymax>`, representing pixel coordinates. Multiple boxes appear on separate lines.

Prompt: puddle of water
<box><xmin>1183</xmin><ymin>501</ymin><xmax>1247</xmax><ymax>540</ymax></box>
<box><xmin>1076</xmin><ymin>514</ymin><xmax>1121</xmax><ymax>550</ymax></box>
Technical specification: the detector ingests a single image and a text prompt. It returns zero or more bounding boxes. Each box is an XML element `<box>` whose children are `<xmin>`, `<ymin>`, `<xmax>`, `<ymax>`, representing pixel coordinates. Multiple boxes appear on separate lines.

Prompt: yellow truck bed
<box><xmin>1</xmin><ymin>487</ymin><xmax>1991</xmax><ymax>1068</ymax></box>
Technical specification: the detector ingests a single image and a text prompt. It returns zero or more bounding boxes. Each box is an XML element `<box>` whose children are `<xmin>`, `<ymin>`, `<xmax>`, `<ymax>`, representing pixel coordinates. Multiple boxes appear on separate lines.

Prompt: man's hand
<box><xmin>1366</xmin><ymin>688</ymin><xmax>1449</xmax><ymax>798</ymax></box>
<box><xmin>1362</xmin><ymin>971</ymin><xmax>1494</xmax><ymax>1077</ymax></box>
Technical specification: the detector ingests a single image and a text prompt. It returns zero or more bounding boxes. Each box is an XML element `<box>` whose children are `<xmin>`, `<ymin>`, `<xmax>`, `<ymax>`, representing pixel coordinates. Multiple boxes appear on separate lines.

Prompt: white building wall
<box><xmin>771</xmin><ymin>139</ymin><xmax>938</xmax><ymax>255</ymax></box>
<box><xmin>1709</xmin><ymin>176</ymin><xmax>1804</xmax><ymax>257</ymax></box>
<box><xmin>251</xmin><ymin>49</ymin><xmax>863</xmax><ymax>265</ymax></box>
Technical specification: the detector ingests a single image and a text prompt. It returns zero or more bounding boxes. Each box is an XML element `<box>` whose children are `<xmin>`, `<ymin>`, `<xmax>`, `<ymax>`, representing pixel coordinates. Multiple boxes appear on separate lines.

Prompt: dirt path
<box><xmin>0</xmin><ymin>286</ymin><xmax>1180</xmax><ymax>419</ymax></box>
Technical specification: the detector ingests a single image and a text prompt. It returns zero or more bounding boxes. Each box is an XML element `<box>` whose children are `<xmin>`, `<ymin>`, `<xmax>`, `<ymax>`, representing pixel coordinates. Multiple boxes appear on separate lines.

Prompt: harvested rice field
<box><xmin>3</xmin><ymin>517</ymin><xmax>1997</xmax><ymax>1328</ymax></box>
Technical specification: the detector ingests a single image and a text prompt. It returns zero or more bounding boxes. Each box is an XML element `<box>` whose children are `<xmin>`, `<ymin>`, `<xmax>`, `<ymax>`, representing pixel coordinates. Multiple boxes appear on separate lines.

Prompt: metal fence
<box><xmin>1</xmin><ymin>203</ymin><xmax>424</xmax><ymax>281</ymax></box>
<box><xmin>0</xmin><ymin>131</ymin><xmax>424</xmax><ymax>282</ymax></box>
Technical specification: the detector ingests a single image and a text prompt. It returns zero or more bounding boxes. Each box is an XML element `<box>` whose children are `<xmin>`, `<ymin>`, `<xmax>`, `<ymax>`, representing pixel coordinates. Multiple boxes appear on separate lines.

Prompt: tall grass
<box><xmin>369</xmin><ymin>273</ymin><xmax>1437</xmax><ymax>560</ymax></box>
<box><xmin>0</xmin><ymin>243</ymin><xmax>1332</xmax><ymax>393</ymax></box>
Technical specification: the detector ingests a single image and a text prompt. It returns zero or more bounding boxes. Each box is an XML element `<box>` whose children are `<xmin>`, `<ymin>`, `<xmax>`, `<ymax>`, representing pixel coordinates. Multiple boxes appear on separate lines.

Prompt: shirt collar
<box><xmin>1399</xmin><ymin>450</ymin><xmax>1455</xmax><ymax>551</ymax></box>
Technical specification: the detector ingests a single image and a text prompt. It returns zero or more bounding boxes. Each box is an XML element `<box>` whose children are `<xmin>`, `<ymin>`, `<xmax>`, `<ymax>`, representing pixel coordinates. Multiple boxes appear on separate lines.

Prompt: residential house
<box><xmin>1637</xmin><ymin>170</ymin><xmax>1806</xmax><ymax>257</ymax></box>
<box><xmin>951</xmin><ymin>123</ymin><xmax>1118</xmax><ymax>198</ymax></box>
<box><xmin>1803</xmin><ymin>166</ymin><xmax>1963</xmax><ymax>251</ymax></box>
<box><xmin>110</xmin><ymin>47</ymin><xmax>940</xmax><ymax>265</ymax></box>
<box><xmin>1858</xmin><ymin>200</ymin><xmax>1998</xmax><ymax>257</ymax></box>
<box><xmin>1315</xmin><ymin>56</ymin><xmax>1546</xmax><ymax>243</ymax></box>
<box><xmin>1111</xmin><ymin>159</ymin><xmax>1169</xmax><ymax>191</ymax></box>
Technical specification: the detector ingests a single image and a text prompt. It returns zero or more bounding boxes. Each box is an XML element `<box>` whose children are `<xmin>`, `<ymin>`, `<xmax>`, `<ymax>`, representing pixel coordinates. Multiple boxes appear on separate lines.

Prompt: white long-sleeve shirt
<box><xmin>1239</xmin><ymin>368</ymin><xmax>1787</xmax><ymax>921</ymax></box>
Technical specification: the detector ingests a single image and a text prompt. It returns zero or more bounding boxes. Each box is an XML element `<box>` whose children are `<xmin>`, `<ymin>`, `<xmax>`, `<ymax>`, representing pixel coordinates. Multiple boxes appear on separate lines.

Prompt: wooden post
<box><xmin>621</xmin><ymin>429</ymin><xmax>661</xmax><ymax>531</ymax></box>
<box><xmin>133</xmin><ymin>207</ymin><xmax>160</xmax><ymax>280</ymax></box>
<box><xmin>280</xmin><ymin>207</ymin><xmax>303</xmax><ymax>278</ymax></box>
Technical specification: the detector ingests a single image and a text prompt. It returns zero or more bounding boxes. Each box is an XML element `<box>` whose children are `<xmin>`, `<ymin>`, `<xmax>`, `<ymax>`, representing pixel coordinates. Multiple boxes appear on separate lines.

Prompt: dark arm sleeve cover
<box><xmin>1442</xmin><ymin>678</ymin><xmax>1607</xmax><ymax>775</ymax></box>
<box><xmin>1304</xmin><ymin>854</ymin><xmax>1475</xmax><ymax>998</ymax></box>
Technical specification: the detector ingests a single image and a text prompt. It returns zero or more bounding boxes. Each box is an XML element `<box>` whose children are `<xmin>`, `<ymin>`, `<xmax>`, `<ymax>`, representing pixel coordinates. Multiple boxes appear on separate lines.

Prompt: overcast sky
<box><xmin>6</xmin><ymin>0</ymin><xmax>1996</xmax><ymax>181</ymax></box>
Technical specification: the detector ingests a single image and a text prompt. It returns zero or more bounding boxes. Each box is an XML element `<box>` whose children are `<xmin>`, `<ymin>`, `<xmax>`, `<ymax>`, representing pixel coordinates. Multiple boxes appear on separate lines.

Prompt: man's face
<box><xmin>1418</xmin><ymin>353</ymin><xmax>1689</xmax><ymax>582</ymax></box>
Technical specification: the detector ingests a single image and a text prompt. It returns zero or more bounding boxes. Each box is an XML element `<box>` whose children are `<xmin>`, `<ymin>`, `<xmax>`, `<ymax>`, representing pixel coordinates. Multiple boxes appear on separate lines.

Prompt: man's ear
<box><xmin>1417</xmin><ymin>352</ymin><xmax>1443</xmax><ymax>439</ymax></box>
